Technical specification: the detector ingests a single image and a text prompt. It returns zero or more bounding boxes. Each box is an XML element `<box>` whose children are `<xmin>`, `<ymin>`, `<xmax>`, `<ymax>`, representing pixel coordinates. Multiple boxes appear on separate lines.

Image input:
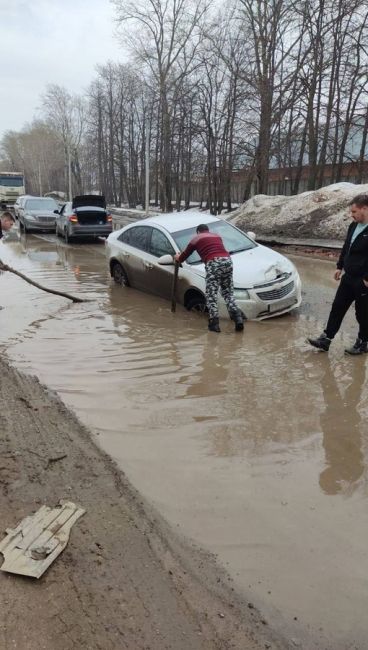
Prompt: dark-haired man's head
<box><xmin>196</xmin><ymin>223</ymin><xmax>209</xmax><ymax>234</ymax></box>
<box><xmin>0</xmin><ymin>211</ymin><xmax>14</xmax><ymax>232</ymax></box>
<box><xmin>349</xmin><ymin>194</ymin><xmax>368</xmax><ymax>223</ymax></box>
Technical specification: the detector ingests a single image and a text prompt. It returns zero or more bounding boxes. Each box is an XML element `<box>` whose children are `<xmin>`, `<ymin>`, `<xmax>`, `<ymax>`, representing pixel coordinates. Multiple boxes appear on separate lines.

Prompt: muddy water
<box><xmin>1</xmin><ymin>233</ymin><xmax>367</xmax><ymax>649</ymax></box>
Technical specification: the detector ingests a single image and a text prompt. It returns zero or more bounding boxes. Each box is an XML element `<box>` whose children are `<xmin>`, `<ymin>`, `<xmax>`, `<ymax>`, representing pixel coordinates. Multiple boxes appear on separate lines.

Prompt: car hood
<box><xmin>72</xmin><ymin>195</ymin><xmax>106</xmax><ymax>209</ymax></box>
<box><xmin>186</xmin><ymin>245</ymin><xmax>297</xmax><ymax>288</ymax></box>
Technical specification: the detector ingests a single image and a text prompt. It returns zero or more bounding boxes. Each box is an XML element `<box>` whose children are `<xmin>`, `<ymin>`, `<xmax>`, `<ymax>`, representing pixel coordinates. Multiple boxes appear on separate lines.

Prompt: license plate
<box><xmin>269</xmin><ymin>298</ymin><xmax>295</xmax><ymax>313</ymax></box>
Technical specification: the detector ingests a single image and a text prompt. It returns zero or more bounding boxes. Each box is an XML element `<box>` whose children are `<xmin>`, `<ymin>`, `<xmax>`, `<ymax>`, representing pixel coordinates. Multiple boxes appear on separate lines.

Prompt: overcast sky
<box><xmin>0</xmin><ymin>0</ymin><xmax>125</xmax><ymax>139</ymax></box>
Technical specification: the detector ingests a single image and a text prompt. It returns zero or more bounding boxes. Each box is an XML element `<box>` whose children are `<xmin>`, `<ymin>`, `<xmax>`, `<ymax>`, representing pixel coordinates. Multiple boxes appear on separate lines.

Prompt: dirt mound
<box><xmin>229</xmin><ymin>182</ymin><xmax>368</xmax><ymax>240</ymax></box>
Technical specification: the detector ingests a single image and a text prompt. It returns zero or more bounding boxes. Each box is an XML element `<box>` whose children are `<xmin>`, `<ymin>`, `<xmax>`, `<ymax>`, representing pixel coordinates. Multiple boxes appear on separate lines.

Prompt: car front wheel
<box><xmin>112</xmin><ymin>262</ymin><xmax>129</xmax><ymax>286</ymax></box>
<box><xmin>186</xmin><ymin>294</ymin><xmax>207</xmax><ymax>313</ymax></box>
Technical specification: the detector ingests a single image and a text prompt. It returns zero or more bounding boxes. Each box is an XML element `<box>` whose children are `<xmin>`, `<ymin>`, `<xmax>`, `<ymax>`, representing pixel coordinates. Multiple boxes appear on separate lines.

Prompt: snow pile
<box><xmin>229</xmin><ymin>182</ymin><xmax>368</xmax><ymax>240</ymax></box>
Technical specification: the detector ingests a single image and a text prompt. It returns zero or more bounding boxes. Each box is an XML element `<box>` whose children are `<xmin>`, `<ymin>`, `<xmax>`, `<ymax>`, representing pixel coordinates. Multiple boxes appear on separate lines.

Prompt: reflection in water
<box><xmin>186</xmin><ymin>318</ymin><xmax>321</xmax><ymax>459</ymax></box>
<box><xmin>318</xmin><ymin>359</ymin><xmax>365</xmax><ymax>496</ymax></box>
<box><xmin>180</xmin><ymin>335</ymin><xmax>232</xmax><ymax>398</ymax></box>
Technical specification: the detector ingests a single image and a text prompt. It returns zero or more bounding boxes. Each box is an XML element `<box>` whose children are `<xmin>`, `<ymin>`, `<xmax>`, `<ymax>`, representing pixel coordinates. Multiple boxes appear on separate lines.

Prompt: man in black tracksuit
<box><xmin>308</xmin><ymin>193</ymin><xmax>368</xmax><ymax>355</ymax></box>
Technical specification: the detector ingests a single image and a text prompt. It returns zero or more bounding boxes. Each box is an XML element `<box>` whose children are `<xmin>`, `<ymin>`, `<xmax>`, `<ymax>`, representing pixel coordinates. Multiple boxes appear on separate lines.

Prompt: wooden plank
<box><xmin>0</xmin><ymin>500</ymin><xmax>85</xmax><ymax>578</ymax></box>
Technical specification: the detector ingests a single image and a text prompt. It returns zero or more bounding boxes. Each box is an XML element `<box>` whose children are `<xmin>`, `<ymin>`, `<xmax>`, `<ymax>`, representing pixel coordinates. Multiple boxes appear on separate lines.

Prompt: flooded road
<box><xmin>1</xmin><ymin>232</ymin><xmax>367</xmax><ymax>649</ymax></box>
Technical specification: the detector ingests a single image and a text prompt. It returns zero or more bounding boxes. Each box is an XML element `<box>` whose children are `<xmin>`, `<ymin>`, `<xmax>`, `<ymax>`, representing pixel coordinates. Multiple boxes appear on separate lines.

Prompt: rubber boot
<box><xmin>230</xmin><ymin>309</ymin><xmax>244</xmax><ymax>332</ymax></box>
<box><xmin>307</xmin><ymin>333</ymin><xmax>331</xmax><ymax>352</ymax></box>
<box><xmin>208</xmin><ymin>317</ymin><xmax>221</xmax><ymax>333</ymax></box>
<box><xmin>344</xmin><ymin>338</ymin><xmax>368</xmax><ymax>355</ymax></box>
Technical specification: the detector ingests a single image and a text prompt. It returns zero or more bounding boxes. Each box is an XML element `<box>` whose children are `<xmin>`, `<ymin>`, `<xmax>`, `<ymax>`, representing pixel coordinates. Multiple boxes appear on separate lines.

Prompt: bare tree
<box><xmin>112</xmin><ymin>0</ymin><xmax>211</xmax><ymax>212</ymax></box>
<box><xmin>1</xmin><ymin>122</ymin><xmax>64</xmax><ymax>195</ymax></box>
<box><xmin>42</xmin><ymin>84</ymin><xmax>86</xmax><ymax>197</ymax></box>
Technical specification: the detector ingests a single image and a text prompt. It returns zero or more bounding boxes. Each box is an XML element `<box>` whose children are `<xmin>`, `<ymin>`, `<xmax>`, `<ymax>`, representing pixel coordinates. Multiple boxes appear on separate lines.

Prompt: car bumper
<box><xmin>69</xmin><ymin>225</ymin><xmax>112</xmax><ymax>237</ymax></box>
<box><xmin>218</xmin><ymin>274</ymin><xmax>302</xmax><ymax>320</ymax></box>
<box><xmin>24</xmin><ymin>219</ymin><xmax>56</xmax><ymax>231</ymax></box>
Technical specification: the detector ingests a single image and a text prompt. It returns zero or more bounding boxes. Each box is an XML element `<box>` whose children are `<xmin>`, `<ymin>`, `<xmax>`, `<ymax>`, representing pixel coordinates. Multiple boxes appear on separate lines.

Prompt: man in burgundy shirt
<box><xmin>174</xmin><ymin>223</ymin><xmax>244</xmax><ymax>332</ymax></box>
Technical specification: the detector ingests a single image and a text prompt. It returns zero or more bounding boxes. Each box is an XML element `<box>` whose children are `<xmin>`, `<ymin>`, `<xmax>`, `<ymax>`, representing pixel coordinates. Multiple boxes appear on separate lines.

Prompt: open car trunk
<box><xmin>75</xmin><ymin>210</ymin><xmax>107</xmax><ymax>225</ymax></box>
<box><xmin>72</xmin><ymin>195</ymin><xmax>106</xmax><ymax>209</ymax></box>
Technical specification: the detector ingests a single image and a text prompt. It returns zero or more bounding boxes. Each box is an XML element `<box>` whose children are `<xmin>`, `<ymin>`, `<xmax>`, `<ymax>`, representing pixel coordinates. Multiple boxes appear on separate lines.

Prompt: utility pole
<box><xmin>68</xmin><ymin>144</ymin><xmax>72</xmax><ymax>201</ymax></box>
<box><xmin>38</xmin><ymin>161</ymin><xmax>42</xmax><ymax>196</ymax></box>
<box><xmin>145</xmin><ymin>123</ymin><xmax>150</xmax><ymax>216</ymax></box>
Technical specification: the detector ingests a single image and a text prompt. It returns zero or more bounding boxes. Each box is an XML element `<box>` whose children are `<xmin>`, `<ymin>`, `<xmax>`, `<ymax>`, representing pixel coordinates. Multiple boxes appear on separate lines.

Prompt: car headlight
<box><xmin>233</xmin><ymin>289</ymin><xmax>250</xmax><ymax>299</ymax></box>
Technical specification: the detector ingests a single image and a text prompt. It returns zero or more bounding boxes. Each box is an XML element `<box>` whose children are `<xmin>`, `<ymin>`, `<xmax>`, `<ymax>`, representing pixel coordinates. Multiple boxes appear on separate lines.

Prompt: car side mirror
<box><xmin>247</xmin><ymin>231</ymin><xmax>256</xmax><ymax>241</ymax></box>
<box><xmin>53</xmin><ymin>209</ymin><xmax>59</xmax><ymax>214</ymax></box>
<box><xmin>158</xmin><ymin>254</ymin><xmax>175</xmax><ymax>265</ymax></box>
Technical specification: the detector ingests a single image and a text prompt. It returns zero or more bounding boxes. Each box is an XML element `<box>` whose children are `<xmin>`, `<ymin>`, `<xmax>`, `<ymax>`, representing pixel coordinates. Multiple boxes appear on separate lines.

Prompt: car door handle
<box><xmin>144</xmin><ymin>262</ymin><xmax>154</xmax><ymax>270</ymax></box>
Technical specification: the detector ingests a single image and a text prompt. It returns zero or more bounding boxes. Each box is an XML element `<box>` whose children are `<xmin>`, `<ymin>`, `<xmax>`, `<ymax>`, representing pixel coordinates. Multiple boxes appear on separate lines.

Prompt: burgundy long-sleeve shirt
<box><xmin>178</xmin><ymin>232</ymin><xmax>230</xmax><ymax>264</ymax></box>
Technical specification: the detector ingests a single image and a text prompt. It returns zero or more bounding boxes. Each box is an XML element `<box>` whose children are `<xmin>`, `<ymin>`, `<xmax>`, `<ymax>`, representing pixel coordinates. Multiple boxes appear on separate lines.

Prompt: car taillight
<box><xmin>107</xmin><ymin>213</ymin><xmax>112</xmax><ymax>222</ymax></box>
<box><xmin>69</xmin><ymin>214</ymin><xmax>78</xmax><ymax>223</ymax></box>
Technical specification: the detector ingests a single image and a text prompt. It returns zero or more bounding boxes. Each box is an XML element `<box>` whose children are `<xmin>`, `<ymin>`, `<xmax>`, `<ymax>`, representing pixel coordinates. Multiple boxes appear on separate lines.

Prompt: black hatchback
<box><xmin>56</xmin><ymin>195</ymin><xmax>113</xmax><ymax>243</ymax></box>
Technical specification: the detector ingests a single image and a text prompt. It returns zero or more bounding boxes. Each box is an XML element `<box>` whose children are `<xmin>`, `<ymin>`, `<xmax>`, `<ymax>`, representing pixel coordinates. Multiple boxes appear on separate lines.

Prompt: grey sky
<box><xmin>0</xmin><ymin>0</ymin><xmax>124</xmax><ymax>139</ymax></box>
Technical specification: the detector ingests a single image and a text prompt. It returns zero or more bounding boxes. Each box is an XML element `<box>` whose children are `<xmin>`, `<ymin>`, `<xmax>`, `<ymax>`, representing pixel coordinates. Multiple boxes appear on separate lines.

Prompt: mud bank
<box><xmin>229</xmin><ymin>182</ymin><xmax>368</xmax><ymax>240</ymax></box>
<box><xmin>268</xmin><ymin>243</ymin><xmax>340</xmax><ymax>262</ymax></box>
<box><xmin>0</xmin><ymin>356</ymin><xmax>286</xmax><ymax>650</ymax></box>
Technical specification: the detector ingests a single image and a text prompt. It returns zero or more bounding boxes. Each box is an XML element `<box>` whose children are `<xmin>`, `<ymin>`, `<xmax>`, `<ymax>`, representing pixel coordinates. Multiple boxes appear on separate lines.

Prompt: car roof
<box><xmin>139</xmin><ymin>211</ymin><xmax>220</xmax><ymax>234</ymax></box>
<box><xmin>25</xmin><ymin>196</ymin><xmax>56</xmax><ymax>201</ymax></box>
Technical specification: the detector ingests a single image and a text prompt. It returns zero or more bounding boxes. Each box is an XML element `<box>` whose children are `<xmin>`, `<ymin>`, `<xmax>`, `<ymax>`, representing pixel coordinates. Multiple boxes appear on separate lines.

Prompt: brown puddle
<box><xmin>1</xmin><ymin>233</ymin><xmax>367</xmax><ymax>649</ymax></box>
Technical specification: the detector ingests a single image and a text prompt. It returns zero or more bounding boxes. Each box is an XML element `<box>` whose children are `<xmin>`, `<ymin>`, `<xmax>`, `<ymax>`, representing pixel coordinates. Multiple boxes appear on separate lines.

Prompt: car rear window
<box><xmin>172</xmin><ymin>220</ymin><xmax>256</xmax><ymax>264</ymax></box>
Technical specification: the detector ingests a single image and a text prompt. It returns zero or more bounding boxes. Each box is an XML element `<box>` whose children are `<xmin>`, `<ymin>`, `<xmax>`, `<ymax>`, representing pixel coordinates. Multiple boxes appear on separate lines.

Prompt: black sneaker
<box><xmin>230</xmin><ymin>309</ymin><xmax>244</xmax><ymax>332</ymax></box>
<box><xmin>208</xmin><ymin>317</ymin><xmax>221</xmax><ymax>333</ymax></box>
<box><xmin>307</xmin><ymin>333</ymin><xmax>331</xmax><ymax>352</ymax></box>
<box><xmin>344</xmin><ymin>338</ymin><xmax>368</xmax><ymax>355</ymax></box>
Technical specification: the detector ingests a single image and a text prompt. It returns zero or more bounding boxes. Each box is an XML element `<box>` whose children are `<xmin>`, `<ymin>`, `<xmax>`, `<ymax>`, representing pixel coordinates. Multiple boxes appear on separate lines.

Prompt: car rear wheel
<box><xmin>112</xmin><ymin>262</ymin><xmax>129</xmax><ymax>287</ymax></box>
<box><xmin>64</xmin><ymin>229</ymin><xmax>73</xmax><ymax>244</ymax></box>
<box><xmin>186</xmin><ymin>294</ymin><xmax>207</xmax><ymax>313</ymax></box>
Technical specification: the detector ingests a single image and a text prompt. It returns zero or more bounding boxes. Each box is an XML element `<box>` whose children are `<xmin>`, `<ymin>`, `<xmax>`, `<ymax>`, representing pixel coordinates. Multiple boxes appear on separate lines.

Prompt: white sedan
<box><xmin>106</xmin><ymin>212</ymin><xmax>302</xmax><ymax>319</ymax></box>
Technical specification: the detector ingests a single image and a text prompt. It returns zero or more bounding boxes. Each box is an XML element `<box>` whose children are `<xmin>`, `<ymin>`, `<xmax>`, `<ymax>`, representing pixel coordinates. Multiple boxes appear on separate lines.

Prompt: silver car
<box><xmin>19</xmin><ymin>197</ymin><xmax>59</xmax><ymax>232</ymax></box>
<box><xmin>14</xmin><ymin>195</ymin><xmax>30</xmax><ymax>220</ymax></box>
<box><xmin>56</xmin><ymin>195</ymin><xmax>112</xmax><ymax>243</ymax></box>
<box><xmin>106</xmin><ymin>212</ymin><xmax>302</xmax><ymax>319</ymax></box>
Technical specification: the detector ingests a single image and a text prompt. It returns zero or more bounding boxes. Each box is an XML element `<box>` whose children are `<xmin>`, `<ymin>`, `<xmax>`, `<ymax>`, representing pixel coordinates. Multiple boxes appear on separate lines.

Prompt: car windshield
<box><xmin>0</xmin><ymin>176</ymin><xmax>24</xmax><ymax>187</ymax></box>
<box><xmin>25</xmin><ymin>199</ymin><xmax>58</xmax><ymax>211</ymax></box>
<box><xmin>172</xmin><ymin>220</ymin><xmax>256</xmax><ymax>264</ymax></box>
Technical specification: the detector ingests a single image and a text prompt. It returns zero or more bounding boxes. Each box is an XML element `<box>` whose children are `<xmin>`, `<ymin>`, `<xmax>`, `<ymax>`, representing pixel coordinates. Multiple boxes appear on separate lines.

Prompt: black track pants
<box><xmin>325</xmin><ymin>274</ymin><xmax>368</xmax><ymax>340</ymax></box>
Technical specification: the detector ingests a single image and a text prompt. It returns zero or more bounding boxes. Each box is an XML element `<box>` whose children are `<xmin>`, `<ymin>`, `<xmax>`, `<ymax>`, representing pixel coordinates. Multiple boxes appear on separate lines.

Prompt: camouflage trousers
<box><xmin>205</xmin><ymin>257</ymin><xmax>239</xmax><ymax>319</ymax></box>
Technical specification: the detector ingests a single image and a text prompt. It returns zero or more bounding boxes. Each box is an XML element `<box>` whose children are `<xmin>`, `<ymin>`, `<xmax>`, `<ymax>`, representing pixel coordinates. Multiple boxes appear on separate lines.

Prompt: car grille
<box><xmin>37</xmin><ymin>216</ymin><xmax>54</xmax><ymax>222</ymax></box>
<box><xmin>256</xmin><ymin>280</ymin><xmax>294</xmax><ymax>301</ymax></box>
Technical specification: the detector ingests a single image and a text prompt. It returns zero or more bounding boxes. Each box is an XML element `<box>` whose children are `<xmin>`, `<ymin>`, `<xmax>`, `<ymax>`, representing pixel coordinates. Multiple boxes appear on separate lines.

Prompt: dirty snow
<box><xmin>228</xmin><ymin>182</ymin><xmax>368</xmax><ymax>240</ymax></box>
